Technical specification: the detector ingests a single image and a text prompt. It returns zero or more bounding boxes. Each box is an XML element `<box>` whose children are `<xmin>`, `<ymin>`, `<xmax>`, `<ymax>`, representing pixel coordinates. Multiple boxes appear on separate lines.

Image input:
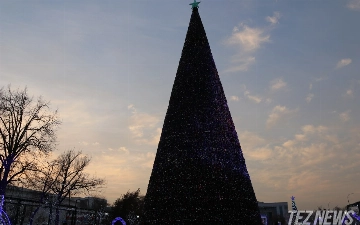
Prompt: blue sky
<box><xmin>1</xmin><ymin>0</ymin><xmax>359</xmax><ymax>210</ymax></box>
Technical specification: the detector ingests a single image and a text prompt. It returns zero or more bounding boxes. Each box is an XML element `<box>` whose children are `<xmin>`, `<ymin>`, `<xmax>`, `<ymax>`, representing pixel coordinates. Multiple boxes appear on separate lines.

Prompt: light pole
<box><xmin>348</xmin><ymin>193</ymin><xmax>354</xmax><ymax>204</ymax></box>
<box><xmin>74</xmin><ymin>199</ymin><xmax>80</xmax><ymax>225</ymax></box>
<box><xmin>347</xmin><ymin>193</ymin><xmax>354</xmax><ymax>211</ymax></box>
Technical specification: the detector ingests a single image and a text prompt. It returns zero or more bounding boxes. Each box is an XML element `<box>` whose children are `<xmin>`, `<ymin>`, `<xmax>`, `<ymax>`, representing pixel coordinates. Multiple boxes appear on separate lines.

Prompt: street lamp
<box><xmin>74</xmin><ymin>199</ymin><xmax>80</xmax><ymax>225</ymax></box>
<box><xmin>348</xmin><ymin>193</ymin><xmax>354</xmax><ymax>204</ymax></box>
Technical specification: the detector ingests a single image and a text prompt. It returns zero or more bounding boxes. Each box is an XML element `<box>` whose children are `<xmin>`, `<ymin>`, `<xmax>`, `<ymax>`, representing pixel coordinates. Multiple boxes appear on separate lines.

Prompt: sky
<box><xmin>0</xmin><ymin>0</ymin><xmax>359</xmax><ymax>210</ymax></box>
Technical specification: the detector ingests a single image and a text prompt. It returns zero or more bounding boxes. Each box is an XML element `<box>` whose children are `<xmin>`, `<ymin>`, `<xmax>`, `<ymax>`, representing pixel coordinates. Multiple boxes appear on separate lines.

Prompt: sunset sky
<box><xmin>1</xmin><ymin>0</ymin><xmax>360</xmax><ymax>210</ymax></box>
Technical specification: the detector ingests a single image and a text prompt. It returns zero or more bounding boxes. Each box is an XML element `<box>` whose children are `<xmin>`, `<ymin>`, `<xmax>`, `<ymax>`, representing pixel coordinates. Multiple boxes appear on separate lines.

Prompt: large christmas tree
<box><xmin>143</xmin><ymin>2</ymin><xmax>262</xmax><ymax>224</ymax></box>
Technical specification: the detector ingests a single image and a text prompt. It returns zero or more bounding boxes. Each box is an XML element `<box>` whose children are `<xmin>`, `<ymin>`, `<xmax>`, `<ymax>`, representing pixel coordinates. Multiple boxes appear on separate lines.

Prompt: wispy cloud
<box><xmin>336</xmin><ymin>58</ymin><xmax>352</xmax><ymax>68</ymax></box>
<box><xmin>240</xmin><ymin>131</ymin><xmax>272</xmax><ymax>161</ymax></box>
<box><xmin>230</xmin><ymin>95</ymin><xmax>240</xmax><ymax>101</ymax></box>
<box><xmin>133</xmin><ymin>152</ymin><xmax>156</xmax><ymax>169</ymax></box>
<box><xmin>306</xmin><ymin>93</ymin><xmax>314</xmax><ymax>103</ymax></box>
<box><xmin>128</xmin><ymin>104</ymin><xmax>161</xmax><ymax>145</ymax></box>
<box><xmin>266</xmin><ymin>12</ymin><xmax>281</xmax><ymax>25</ymax></box>
<box><xmin>224</xmin><ymin>56</ymin><xmax>255</xmax><ymax>72</ymax></box>
<box><xmin>108</xmin><ymin>147</ymin><xmax>130</xmax><ymax>155</ymax></box>
<box><xmin>224</xmin><ymin>13</ymin><xmax>279</xmax><ymax>72</ymax></box>
<box><xmin>266</xmin><ymin>105</ymin><xmax>298</xmax><ymax>128</ymax></box>
<box><xmin>226</xmin><ymin>24</ymin><xmax>270</xmax><ymax>52</ymax></box>
<box><xmin>345</xmin><ymin>89</ymin><xmax>354</xmax><ymax>98</ymax></box>
<box><xmin>340</xmin><ymin>110</ymin><xmax>351</xmax><ymax>122</ymax></box>
<box><xmin>244</xmin><ymin>90</ymin><xmax>262</xmax><ymax>103</ymax></box>
<box><xmin>119</xmin><ymin>147</ymin><xmax>130</xmax><ymax>155</ymax></box>
<box><xmin>79</xmin><ymin>141</ymin><xmax>100</xmax><ymax>146</ymax></box>
<box><xmin>246</xmin><ymin>125</ymin><xmax>360</xmax><ymax>205</ymax></box>
<box><xmin>270</xmin><ymin>78</ymin><xmax>287</xmax><ymax>91</ymax></box>
<box><xmin>347</xmin><ymin>0</ymin><xmax>360</xmax><ymax>11</ymax></box>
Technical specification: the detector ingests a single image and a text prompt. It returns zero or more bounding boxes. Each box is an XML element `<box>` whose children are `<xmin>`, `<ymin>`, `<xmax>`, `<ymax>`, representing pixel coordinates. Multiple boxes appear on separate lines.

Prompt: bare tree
<box><xmin>26</xmin><ymin>149</ymin><xmax>105</xmax><ymax>225</ymax></box>
<box><xmin>0</xmin><ymin>86</ymin><xmax>60</xmax><ymax>196</ymax></box>
<box><xmin>23</xmin><ymin>159</ymin><xmax>62</xmax><ymax>225</ymax></box>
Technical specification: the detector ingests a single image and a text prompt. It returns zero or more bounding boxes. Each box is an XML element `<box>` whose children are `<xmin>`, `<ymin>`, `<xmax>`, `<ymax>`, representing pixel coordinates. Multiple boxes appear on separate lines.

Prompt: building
<box><xmin>4</xmin><ymin>185</ymin><xmax>107</xmax><ymax>225</ymax></box>
<box><xmin>258</xmin><ymin>201</ymin><xmax>289</xmax><ymax>225</ymax></box>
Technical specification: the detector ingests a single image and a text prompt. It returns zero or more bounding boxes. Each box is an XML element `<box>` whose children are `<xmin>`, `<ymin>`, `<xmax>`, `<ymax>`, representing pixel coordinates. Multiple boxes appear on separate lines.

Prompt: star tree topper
<box><xmin>189</xmin><ymin>0</ymin><xmax>201</xmax><ymax>9</ymax></box>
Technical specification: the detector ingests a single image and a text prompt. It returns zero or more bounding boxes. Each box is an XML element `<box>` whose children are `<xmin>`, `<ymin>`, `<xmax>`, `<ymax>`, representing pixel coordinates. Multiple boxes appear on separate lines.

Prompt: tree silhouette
<box><xmin>110</xmin><ymin>189</ymin><xmax>144</xmax><ymax>225</ymax></box>
<box><xmin>0</xmin><ymin>85</ymin><xmax>60</xmax><ymax>196</ymax></box>
<box><xmin>25</xmin><ymin>149</ymin><xmax>105</xmax><ymax>225</ymax></box>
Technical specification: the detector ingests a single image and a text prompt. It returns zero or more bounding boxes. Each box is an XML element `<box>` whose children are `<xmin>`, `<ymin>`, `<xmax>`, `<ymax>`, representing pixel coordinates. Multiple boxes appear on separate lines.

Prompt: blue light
<box><xmin>0</xmin><ymin>195</ymin><xmax>11</xmax><ymax>225</ymax></box>
<box><xmin>111</xmin><ymin>217</ymin><xmax>126</xmax><ymax>225</ymax></box>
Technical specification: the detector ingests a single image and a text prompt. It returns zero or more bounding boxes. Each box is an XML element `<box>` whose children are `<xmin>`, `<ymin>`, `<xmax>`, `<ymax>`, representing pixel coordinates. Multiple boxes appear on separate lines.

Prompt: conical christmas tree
<box><xmin>143</xmin><ymin>2</ymin><xmax>262</xmax><ymax>224</ymax></box>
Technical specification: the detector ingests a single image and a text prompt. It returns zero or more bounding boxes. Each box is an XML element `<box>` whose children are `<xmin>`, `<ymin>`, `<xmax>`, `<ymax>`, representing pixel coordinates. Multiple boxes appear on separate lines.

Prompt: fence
<box><xmin>4</xmin><ymin>196</ymin><xmax>107</xmax><ymax>225</ymax></box>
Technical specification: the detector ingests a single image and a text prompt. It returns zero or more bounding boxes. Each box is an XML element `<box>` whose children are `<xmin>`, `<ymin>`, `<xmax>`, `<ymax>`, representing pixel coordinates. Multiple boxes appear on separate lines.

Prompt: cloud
<box><xmin>128</xmin><ymin>105</ymin><xmax>161</xmax><ymax>145</ymax></box>
<box><xmin>234</xmin><ymin>125</ymin><xmax>360</xmax><ymax>208</ymax></box>
<box><xmin>315</xmin><ymin>77</ymin><xmax>326</xmax><ymax>82</ymax></box>
<box><xmin>301</xmin><ymin>124</ymin><xmax>327</xmax><ymax>134</ymax></box>
<box><xmin>239</xmin><ymin>131</ymin><xmax>266</xmax><ymax>149</ymax></box>
<box><xmin>309</xmin><ymin>83</ymin><xmax>313</xmax><ymax>90</ymax></box>
<box><xmin>128</xmin><ymin>112</ymin><xmax>159</xmax><ymax>138</ymax></box>
<box><xmin>266</xmin><ymin>105</ymin><xmax>298</xmax><ymax>128</ymax></box>
<box><xmin>230</xmin><ymin>95</ymin><xmax>240</xmax><ymax>101</ymax></box>
<box><xmin>108</xmin><ymin>147</ymin><xmax>130</xmax><ymax>155</ymax></box>
<box><xmin>119</xmin><ymin>147</ymin><xmax>130</xmax><ymax>155</ymax></box>
<box><xmin>306</xmin><ymin>93</ymin><xmax>314</xmax><ymax>103</ymax></box>
<box><xmin>224</xmin><ymin>13</ymin><xmax>280</xmax><ymax>73</ymax></box>
<box><xmin>226</xmin><ymin>24</ymin><xmax>270</xmax><ymax>52</ymax></box>
<box><xmin>128</xmin><ymin>104</ymin><xmax>137</xmax><ymax>113</ymax></box>
<box><xmin>133</xmin><ymin>152</ymin><xmax>156</xmax><ymax>169</ymax></box>
<box><xmin>339</xmin><ymin>110</ymin><xmax>351</xmax><ymax>122</ymax></box>
<box><xmin>224</xmin><ymin>56</ymin><xmax>255</xmax><ymax>72</ymax></box>
<box><xmin>245</xmin><ymin>147</ymin><xmax>273</xmax><ymax>161</ymax></box>
<box><xmin>270</xmin><ymin>78</ymin><xmax>287</xmax><ymax>91</ymax></box>
<box><xmin>347</xmin><ymin>0</ymin><xmax>360</xmax><ymax>11</ymax></box>
<box><xmin>240</xmin><ymin>131</ymin><xmax>272</xmax><ymax>161</ymax></box>
<box><xmin>138</xmin><ymin>127</ymin><xmax>161</xmax><ymax>146</ymax></box>
<box><xmin>79</xmin><ymin>141</ymin><xmax>89</xmax><ymax>146</ymax></box>
<box><xmin>336</xmin><ymin>58</ymin><xmax>352</xmax><ymax>68</ymax></box>
<box><xmin>79</xmin><ymin>141</ymin><xmax>100</xmax><ymax>146</ymax></box>
<box><xmin>244</xmin><ymin>90</ymin><xmax>262</xmax><ymax>103</ymax></box>
<box><xmin>345</xmin><ymin>89</ymin><xmax>354</xmax><ymax>97</ymax></box>
<box><xmin>266</xmin><ymin>12</ymin><xmax>281</xmax><ymax>25</ymax></box>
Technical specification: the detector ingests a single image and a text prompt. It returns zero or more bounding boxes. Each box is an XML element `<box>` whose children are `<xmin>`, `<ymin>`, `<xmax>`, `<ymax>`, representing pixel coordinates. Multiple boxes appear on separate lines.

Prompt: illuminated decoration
<box><xmin>290</xmin><ymin>196</ymin><xmax>298</xmax><ymax>225</ymax></box>
<box><xmin>291</xmin><ymin>196</ymin><xmax>297</xmax><ymax>211</ymax></box>
<box><xmin>261</xmin><ymin>215</ymin><xmax>267</xmax><ymax>225</ymax></box>
<box><xmin>143</xmin><ymin>3</ymin><xmax>262</xmax><ymax>224</ymax></box>
<box><xmin>111</xmin><ymin>217</ymin><xmax>126</xmax><ymax>225</ymax></box>
<box><xmin>189</xmin><ymin>0</ymin><xmax>200</xmax><ymax>9</ymax></box>
<box><xmin>0</xmin><ymin>195</ymin><xmax>11</xmax><ymax>225</ymax></box>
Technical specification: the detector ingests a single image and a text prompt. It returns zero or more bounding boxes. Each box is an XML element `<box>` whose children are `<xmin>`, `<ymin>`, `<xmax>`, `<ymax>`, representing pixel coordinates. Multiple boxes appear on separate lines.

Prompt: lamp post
<box><xmin>74</xmin><ymin>199</ymin><xmax>80</xmax><ymax>225</ymax></box>
<box><xmin>348</xmin><ymin>193</ymin><xmax>354</xmax><ymax>204</ymax></box>
<box><xmin>347</xmin><ymin>193</ymin><xmax>354</xmax><ymax>211</ymax></box>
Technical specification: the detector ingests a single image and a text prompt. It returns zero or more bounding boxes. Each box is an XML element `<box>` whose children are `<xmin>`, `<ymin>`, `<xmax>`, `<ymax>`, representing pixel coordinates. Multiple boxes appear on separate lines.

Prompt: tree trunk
<box><xmin>47</xmin><ymin>202</ymin><xmax>53</xmax><ymax>225</ymax></box>
<box><xmin>29</xmin><ymin>205</ymin><xmax>41</xmax><ymax>225</ymax></box>
<box><xmin>20</xmin><ymin>205</ymin><xmax>26</xmax><ymax>225</ymax></box>
<box><xmin>55</xmin><ymin>206</ymin><xmax>60</xmax><ymax>225</ymax></box>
